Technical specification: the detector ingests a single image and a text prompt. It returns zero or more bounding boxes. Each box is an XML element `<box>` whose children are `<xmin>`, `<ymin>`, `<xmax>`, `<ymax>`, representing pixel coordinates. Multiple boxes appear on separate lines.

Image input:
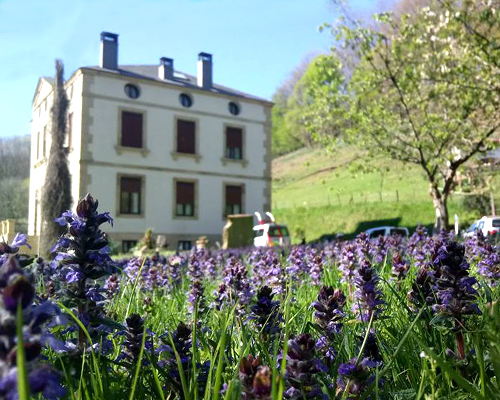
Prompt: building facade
<box><xmin>29</xmin><ymin>32</ymin><xmax>272</xmax><ymax>252</ymax></box>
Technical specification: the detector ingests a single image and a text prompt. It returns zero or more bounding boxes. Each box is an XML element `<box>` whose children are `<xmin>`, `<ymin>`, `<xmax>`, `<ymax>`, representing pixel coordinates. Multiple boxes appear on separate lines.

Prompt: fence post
<box><xmin>379</xmin><ymin>191</ymin><xmax>382</xmax><ymax>202</ymax></box>
<box><xmin>327</xmin><ymin>194</ymin><xmax>330</xmax><ymax>206</ymax></box>
<box><xmin>337</xmin><ymin>194</ymin><xmax>341</xmax><ymax>206</ymax></box>
<box><xmin>396</xmin><ymin>190</ymin><xmax>399</xmax><ymax>202</ymax></box>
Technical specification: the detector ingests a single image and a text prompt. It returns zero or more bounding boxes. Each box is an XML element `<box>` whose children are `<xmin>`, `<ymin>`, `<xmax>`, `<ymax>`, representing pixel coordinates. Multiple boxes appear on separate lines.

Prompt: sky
<box><xmin>0</xmin><ymin>0</ymin><xmax>384</xmax><ymax>139</ymax></box>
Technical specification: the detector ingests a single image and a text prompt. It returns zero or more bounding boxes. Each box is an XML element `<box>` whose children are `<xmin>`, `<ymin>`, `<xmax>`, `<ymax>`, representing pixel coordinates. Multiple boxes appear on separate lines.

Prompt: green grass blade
<box><xmin>129</xmin><ymin>325</ymin><xmax>147</xmax><ymax>400</ymax></box>
<box><xmin>16</xmin><ymin>302</ymin><xmax>30</xmax><ymax>400</ymax></box>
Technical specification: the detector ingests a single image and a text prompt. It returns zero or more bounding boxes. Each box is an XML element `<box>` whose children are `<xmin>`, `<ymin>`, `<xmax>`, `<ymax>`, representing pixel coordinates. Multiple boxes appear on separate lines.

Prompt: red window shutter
<box><xmin>177</xmin><ymin>120</ymin><xmax>195</xmax><ymax>154</ymax></box>
<box><xmin>225</xmin><ymin>185</ymin><xmax>242</xmax><ymax>205</ymax></box>
<box><xmin>121</xmin><ymin>177</ymin><xmax>141</xmax><ymax>193</ymax></box>
<box><xmin>121</xmin><ymin>111</ymin><xmax>143</xmax><ymax>148</ymax></box>
<box><xmin>226</xmin><ymin>127</ymin><xmax>242</xmax><ymax>148</ymax></box>
<box><xmin>176</xmin><ymin>181</ymin><xmax>194</xmax><ymax>204</ymax></box>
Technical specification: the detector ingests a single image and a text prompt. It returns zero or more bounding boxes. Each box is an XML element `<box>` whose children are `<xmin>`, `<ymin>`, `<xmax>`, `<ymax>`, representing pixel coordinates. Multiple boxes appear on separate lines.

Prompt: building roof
<box><xmin>80</xmin><ymin>65</ymin><xmax>272</xmax><ymax>105</ymax></box>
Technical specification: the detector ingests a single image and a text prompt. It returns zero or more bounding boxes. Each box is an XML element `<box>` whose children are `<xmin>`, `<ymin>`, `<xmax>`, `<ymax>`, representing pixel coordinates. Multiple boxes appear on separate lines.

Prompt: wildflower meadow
<box><xmin>2</xmin><ymin>193</ymin><xmax>500</xmax><ymax>400</ymax></box>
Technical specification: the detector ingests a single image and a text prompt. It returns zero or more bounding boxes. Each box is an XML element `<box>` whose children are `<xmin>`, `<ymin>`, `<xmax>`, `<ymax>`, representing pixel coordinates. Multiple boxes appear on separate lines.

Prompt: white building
<box><xmin>29</xmin><ymin>32</ymin><xmax>272</xmax><ymax>252</ymax></box>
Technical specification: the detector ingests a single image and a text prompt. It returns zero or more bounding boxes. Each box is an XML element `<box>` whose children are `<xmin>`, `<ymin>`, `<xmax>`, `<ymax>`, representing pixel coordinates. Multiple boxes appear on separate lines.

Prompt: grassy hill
<box><xmin>271</xmin><ymin>146</ymin><xmax>481</xmax><ymax>243</ymax></box>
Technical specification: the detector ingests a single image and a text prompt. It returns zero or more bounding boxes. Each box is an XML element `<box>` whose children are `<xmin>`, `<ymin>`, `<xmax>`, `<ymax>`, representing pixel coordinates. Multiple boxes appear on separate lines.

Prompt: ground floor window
<box><xmin>178</xmin><ymin>240</ymin><xmax>192</xmax><ymax>251</ymax></box>
<box><xmin>175</xmin><ymin>180</ymin><xmax>195</xmax><ymax>217</ymax></box>
<box><xmin>122</xmin><ymin>240</ymin><xmax>137</xmax><ymax>253</ymax></box>
<box><xmin>225</xmin><ymin>184</ymin><xmax>243</xmax><ymax>216</ymax></box>
<box><xmin>120</xmin><ymin>176</ymin><xmax>142</xmax><ymax>215</ymax></box>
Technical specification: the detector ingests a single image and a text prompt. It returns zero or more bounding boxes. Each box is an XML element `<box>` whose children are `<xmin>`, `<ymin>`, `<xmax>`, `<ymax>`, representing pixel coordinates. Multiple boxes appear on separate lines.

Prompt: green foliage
<box><xmin>40</xmin><ymin>60</ymin><xmax>72</xmax><ymax>257</ymax></box>
<box><xmin>0</xmin><ymin>136</ymin><xmax>30</xmax><ymax>224</ymax></box>
<box><xmin>311</xmin><ymin>1</ymin><xmax>500</xmax><ymax>229</ymax></box>
<box><xmin>288</xmin><ymin>54</ymin><xmax>347</xmax><ymax>144</ymax></box>
<box><xmin>462</xmin><ymin>194</ymin><xmax>491</xmax><ymax>216</ymax></box>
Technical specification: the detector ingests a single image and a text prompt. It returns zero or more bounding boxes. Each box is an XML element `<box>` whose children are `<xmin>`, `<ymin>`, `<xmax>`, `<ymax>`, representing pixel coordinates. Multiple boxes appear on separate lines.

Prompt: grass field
<box><xmin>272</xmin><ymin>146</ymin><xmax>484</xmax><ymax>243</ymax></box>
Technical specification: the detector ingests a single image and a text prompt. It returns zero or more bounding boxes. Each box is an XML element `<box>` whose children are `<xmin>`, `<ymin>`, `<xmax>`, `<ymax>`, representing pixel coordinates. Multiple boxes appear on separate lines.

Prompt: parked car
<box><xmin>253</xmin><ymin>212</ymin><xmax>291</xmax><ymax>247</ymax></box>
<box><xmin>365</xmin><ymin>226</ymin><xmax>409</xmax><ymax>239</ymax></box>
<box><xmin>463</xmin><ymin>216</ymin><xmax>500</xmax><ymax>238</ymax></box>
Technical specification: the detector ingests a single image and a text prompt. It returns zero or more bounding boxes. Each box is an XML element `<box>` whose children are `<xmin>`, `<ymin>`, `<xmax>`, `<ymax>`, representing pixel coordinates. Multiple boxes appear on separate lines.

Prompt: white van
<box><xmin>253</xmin><ymin>212</ymin><xmax>291</xmax><ymax>247</ymax></box>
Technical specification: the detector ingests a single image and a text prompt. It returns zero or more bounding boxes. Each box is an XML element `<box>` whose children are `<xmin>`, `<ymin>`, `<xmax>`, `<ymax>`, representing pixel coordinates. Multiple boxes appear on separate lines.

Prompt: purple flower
<box><xmin>391</xmin><ymin>253</ymin><xmax>409</xmax><ymax>281</ymax></box>
<box><xmin>250</xmin><ymin>286</ymin><xmax>282</xmax><ymax>339</ymax></box>
<box><xmin>0</xmin><ymin>256</ymin><xmax>65</xmax><ymax>400</ymax></box>
<box><xmin>29</xmin><ymin>366</ymin><xmax>66</xmax><ymax>400</ymax></box>
<box><xmin>430</xmin><ymin>241</ymin><xmax>481</xmax><ymax>319</ymax></box>
<box><xmin>352</xmin><ymin>260</ymin><xmax>385</xmax><ymax>322</ymax></box>
<box><xmin>284</xmin><ymin>334</ymin><xmax>325</xmax><ymax>399</ymax></box>
<box><xmin>239</xmin><ymin>355</ymin><xmax>272</xmax><ymax>400</ymax></box>
<box><xmin>10</xmin><ymin>233</ymin><xmax>31</xmax><ymax>250</ymax></box>
<box><xmin>336</xmin><ymin>357</ymin><xmax>380</xmax><ymax>398</ymax></box>
<box><xmin>312</xmin><ymin>286</ymin><xmax>346</xmax><ymax>337</ymax></box>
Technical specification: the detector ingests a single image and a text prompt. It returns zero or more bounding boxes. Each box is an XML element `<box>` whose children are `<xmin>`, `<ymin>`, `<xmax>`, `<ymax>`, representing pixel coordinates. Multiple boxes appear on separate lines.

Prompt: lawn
<box><xmin>272</xmin><ymin>146</ymin><xmax>488</xmax><ymax>243</ymax></box>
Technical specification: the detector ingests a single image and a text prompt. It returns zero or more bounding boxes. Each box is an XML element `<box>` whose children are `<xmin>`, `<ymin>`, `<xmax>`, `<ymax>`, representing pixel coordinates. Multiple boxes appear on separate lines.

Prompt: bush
<box><xmin>462</xmin><ymin>194</ymin><xmax>491</xmax><ymax>216</ymax></box>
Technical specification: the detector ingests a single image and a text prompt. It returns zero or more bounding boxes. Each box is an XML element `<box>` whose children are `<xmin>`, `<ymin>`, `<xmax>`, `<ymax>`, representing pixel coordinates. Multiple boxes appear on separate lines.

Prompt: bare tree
<box><xmin>40</xmin><ymin>60</ymin><xmax>72</xmax><ymax>257</ymax></box>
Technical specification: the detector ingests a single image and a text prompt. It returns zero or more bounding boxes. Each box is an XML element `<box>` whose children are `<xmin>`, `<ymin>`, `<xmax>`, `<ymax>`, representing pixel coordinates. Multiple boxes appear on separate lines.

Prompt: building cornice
<box><xmin>80</xmin><ymin>159</ymin><xmax>271</xmax><ymax>182</ymax></box>
<box><xmin>78</xmin><ymin>67</ymin><xmax>274</xmax><ymax>108</ymax></box>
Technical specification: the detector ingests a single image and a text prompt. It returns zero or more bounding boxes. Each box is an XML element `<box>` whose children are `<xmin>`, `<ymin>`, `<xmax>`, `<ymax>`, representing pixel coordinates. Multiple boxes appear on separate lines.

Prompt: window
<box><xmin>228</xmin><ymin>102</ymin><xmax>240</xmax><ymax>116</ymax></box>
<box><xmin>34</xmin><ymin>198</ymin><xmax>39</xmax><ymax>234</ymax></box>
<box><xmin>178</xmin><ymin>240</ymin><xmax>192</xmax><ymax>251</ymax></box>
<box><xmin>120</xmin><ymin>177</ymin><xmax>142</xmax><ymax>215</ymax></box>
<box><xmin>179</xmin><ymin>93</ymin><xmax>193</xmax><ymax>108</ymax></box>
<box><xmin>225</xmin><ymin>185</ymin><xmax>243</xmax><ymax>216</ymax></box>
<box><xmin>121</xmin><ymin>111</ymin><xmax>143</xmax><ymax>148</ymax></box>
<box><xmin>390</xmin><ymin>228</ymin><xmax>408</xmax><ymax>237</ymax></box>
<box><xmin>269</xmin><ymin>226</ymin><xmax>290</xmax><ymax>238</ymax></box>
<box><xmin>122</xmin><ymin>240</ymin><xmax>137</xmax><ymax>253</ymax></box>
<box><xmin>42</xmin><ymin>126</ymin><xmax>47</xmax><ymax>157</ymax></box>
<box><xmin>176</xmin><ymin>181</ymin><xmax>195</xmax><ymax>217</ymax></box>
<box><xmin>36</xmin><ymin>131</ymin><xmax>40</xmax><ymax>160</ymax></box>
<box><xmin>368</xmin><ymin>229</ymin><xmax>386</xmax><ymax>238</ymax></box>
<box><xmin>176</xmin><ymin>119</ymin><xmax>196</xmax><ymax>154</ymax></box>
<box><xmin>65</xmin><ymin>113</ymin><xmax>73</xmax><ymax>149</ymax></box>
<box><xmin>124</xmin><ymin>84</ymin><xmax>140</xmax><ymax>99</ymax></box>
<box><xmin>226</xmin><ymin>127</ymin><xmax>243</xmax><ymax>160</ymax></box>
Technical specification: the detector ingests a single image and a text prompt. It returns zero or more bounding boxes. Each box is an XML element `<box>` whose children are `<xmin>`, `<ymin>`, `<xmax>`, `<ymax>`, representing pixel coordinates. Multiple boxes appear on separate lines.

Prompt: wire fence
<box><xmin>273</xmin><ymin>190</ymin><xmax>466</xmax><ymax>210</ymax></box>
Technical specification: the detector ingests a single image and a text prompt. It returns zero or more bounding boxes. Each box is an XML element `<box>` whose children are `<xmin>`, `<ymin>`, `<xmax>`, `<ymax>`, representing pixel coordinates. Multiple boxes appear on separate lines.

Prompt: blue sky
<box><xmin>0</xmin><ymin>0</ymin><xmax>383</xmax><ymax>138</ymax></box>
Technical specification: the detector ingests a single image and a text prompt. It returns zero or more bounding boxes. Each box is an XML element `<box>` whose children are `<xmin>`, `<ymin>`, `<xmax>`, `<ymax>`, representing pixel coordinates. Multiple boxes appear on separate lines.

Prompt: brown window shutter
<box><xmin>226</xmin><ymin>127</ymin><xmax>242</xmax><ymax>148</ymax></box>
<box><xmin>121</xmin><ymin>111</ymin><xmax>143</xmax><ymax>148</ymax></box>
<box><xmin>177</xmin><ymin>120</ymin><xmax>196</xmax><ymax>154</ymax></box>
<box><xmin>121</xmin><ymin>177</ymin><xmax>142</xmax><ymax>193</ymax></box>
<box><xmin>225</xmin><ymin>185</ymin><xmax>242</xmax><ymax>205</ymax></box>
<box><xmin>176</xmin><ymin>181</ymin><xmax>195</xmax><ymax>204</ymax></box>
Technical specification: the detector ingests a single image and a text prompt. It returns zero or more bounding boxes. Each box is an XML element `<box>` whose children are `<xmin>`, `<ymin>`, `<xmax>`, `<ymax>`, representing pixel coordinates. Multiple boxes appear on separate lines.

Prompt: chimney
<box><xmin>197</xmin><ymin>52</ymin><xmax>212</xmax><ymax>89</ymax></box>
<box><xmin>100</xmin><ymin>32</ymin><xmax>119</xmax><ymax>70</ymax></box>
<box><xmin>159</xmin><ymin>57</ymin><xmax>174</xmax><ymax>80</ymax></box>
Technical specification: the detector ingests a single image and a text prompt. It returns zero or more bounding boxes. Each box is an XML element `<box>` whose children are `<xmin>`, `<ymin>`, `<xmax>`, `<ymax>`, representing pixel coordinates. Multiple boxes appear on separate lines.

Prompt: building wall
<box><xmin>80</xmin><ymin>70</ymin><xmax>272</xmax><ymax>246</ymax></box>
<box><xmin>28</xmin><ymin>68</ymin><xmax>272</xmax><ymax>250</ymax></box>
<box><xmin>86</xmin><ymin>164</ymin><xmax>267</xmax><ymax>245</ymax></box>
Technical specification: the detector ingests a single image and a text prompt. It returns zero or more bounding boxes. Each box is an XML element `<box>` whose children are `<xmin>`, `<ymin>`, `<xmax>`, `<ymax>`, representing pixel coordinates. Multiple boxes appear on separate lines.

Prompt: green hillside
<box><xmin>271</xmin><ymin>146</ymin><xmax>480</xmax><ymax>243</ymax></box>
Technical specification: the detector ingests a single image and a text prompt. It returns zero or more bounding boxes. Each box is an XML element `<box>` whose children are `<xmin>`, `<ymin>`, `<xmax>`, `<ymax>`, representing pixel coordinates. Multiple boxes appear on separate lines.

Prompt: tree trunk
<box><xmin>430</xmin><ymin>186</ymin><xmax>449</xmax><ymax>232</ymax></box>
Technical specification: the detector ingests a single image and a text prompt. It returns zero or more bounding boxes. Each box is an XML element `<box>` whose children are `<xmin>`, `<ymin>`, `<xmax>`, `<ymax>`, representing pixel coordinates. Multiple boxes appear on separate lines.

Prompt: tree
<box><xmin>271</xmin><ymin>54</ymin><xmax>316</xmax><ymax>156</ymax></box>
<box><xmin>40</xmin><ymin>60</ymin><xmax>72</xmax><ymax>257</ymax></box>
<box><xmin>288</xmin><ymin>54</ymin><xmax>347</xmax><ymax>146</ymax></box>
<box><xmin>313</xmin><ymin>1</ymin><xmax>500</xmax><ymax>229</ymax></box>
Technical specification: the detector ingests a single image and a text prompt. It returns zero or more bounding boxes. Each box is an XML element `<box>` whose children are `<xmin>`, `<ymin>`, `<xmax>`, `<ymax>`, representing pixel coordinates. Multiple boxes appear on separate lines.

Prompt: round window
<box><xmin>228</xmin><ymin>102</ymin><xmax>240</xmax><ymax>116</ymax></box>
<box><xmin>179</xmin><ymin>93</ymin><xmax>193</xmax><ymax>108</ymax></box>
<box><xmin>124</xmin><ymin>84</ymin><xmax>140</xmax><ymax>99</ymax></box>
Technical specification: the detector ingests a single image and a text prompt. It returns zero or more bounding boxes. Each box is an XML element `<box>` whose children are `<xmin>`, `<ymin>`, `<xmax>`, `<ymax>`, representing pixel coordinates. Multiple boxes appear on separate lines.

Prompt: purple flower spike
<box><xmin>312</xmin><ymin>286</ymin><xmax>346</xmax><ymax>337</ymax></box>
<box><xmin>284</xmin><ymin>334</ymin><xmax>325</xmax><ymax>399</ymax></box>
<box><xmin>353</xmin><ymin>260</ymin><xmax>385</xmax><ymax>322</ymax></box>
